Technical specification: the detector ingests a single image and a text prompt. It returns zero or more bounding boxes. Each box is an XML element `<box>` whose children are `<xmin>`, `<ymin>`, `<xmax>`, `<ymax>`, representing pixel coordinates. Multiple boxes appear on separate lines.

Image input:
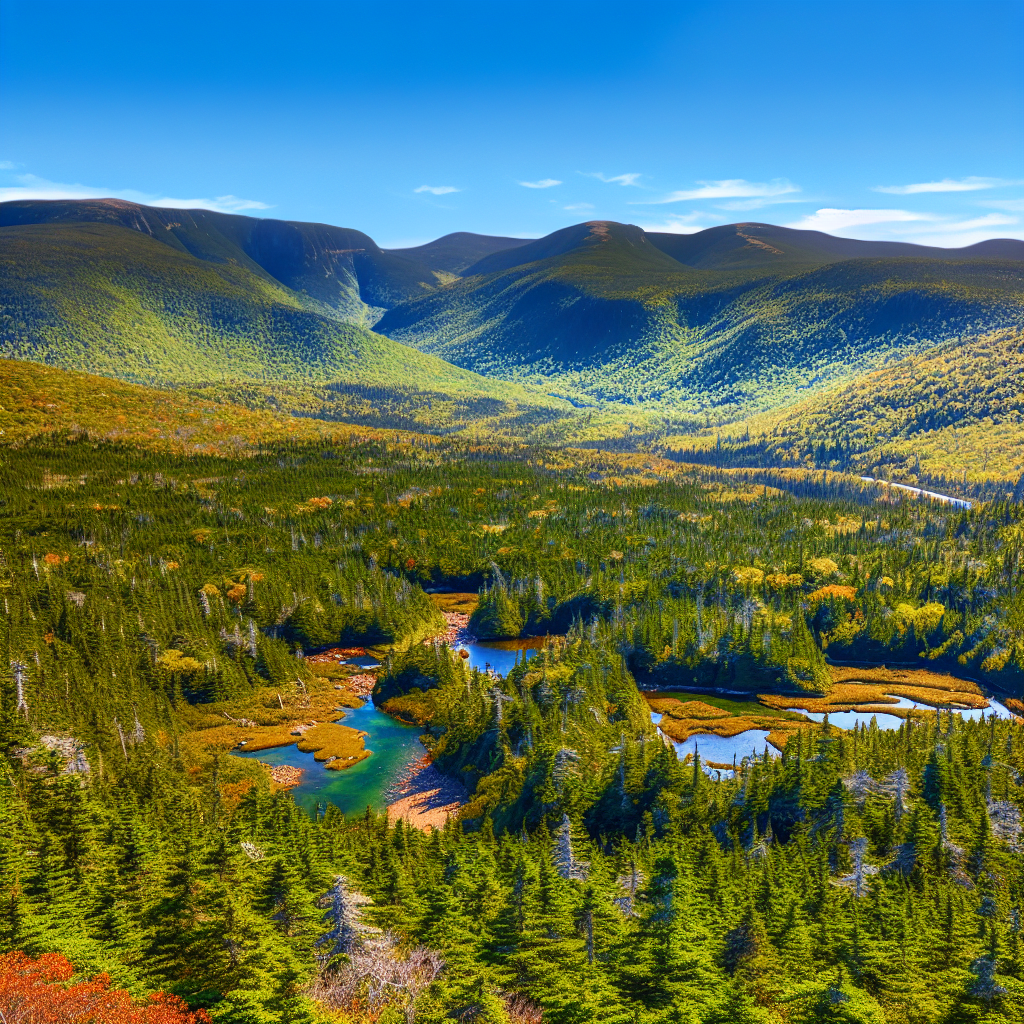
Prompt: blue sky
<box><xmin>1</xmin><ymin>0</ymin><xmax>1022</xmax><ymax>248</ymax></box>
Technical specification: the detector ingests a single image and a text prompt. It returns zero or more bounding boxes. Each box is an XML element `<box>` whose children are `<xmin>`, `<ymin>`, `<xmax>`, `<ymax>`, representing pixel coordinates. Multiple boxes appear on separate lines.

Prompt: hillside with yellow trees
<box><xmin>662</xmin><ymin>328</ymin><xmax>1023</xmax><ymax>501</ymax></box>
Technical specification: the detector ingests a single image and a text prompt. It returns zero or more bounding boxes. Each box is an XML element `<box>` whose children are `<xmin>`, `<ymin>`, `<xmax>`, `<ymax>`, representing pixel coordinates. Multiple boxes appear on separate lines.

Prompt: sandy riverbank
<box><xmin>387</xmin><ymin>755</ymin><xmax>468</xmax><ymax>831</ymax></box>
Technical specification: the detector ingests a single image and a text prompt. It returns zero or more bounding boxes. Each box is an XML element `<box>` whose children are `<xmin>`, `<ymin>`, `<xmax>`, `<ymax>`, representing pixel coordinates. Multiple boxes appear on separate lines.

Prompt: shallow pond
<box><xmin>344</xmin><ymin>655</ymin><xmax>381</xmax><ymax>669</ymax></box>
<box><xmin>456</xmin><ymin>638</ymin><xmax>547</xmax><ymax>676</ymax></box>
<box><xmin>786</xmin><ymin>694</ymin><xmax>1016</xmax><ymax>729</ymax></box>
<box><xmin>789</xmin><ymin>709</ymin><xmax>906</xmax><ymax>730</ymax></box>
<box><xmin>671</xmin><ymin>729</ymin><xmax>774</xmax><ymax>767</ymax></box>
<box><xmin>649</xmin><ymin>712</ymin><xmax>774</xmax><ymax>773</ymax></box>
<box><xmin>243</xmin><ymin>638</ymin><xmax>552</xmax><ymax>815</ymax></box>
<box><xmin>235</xmin><ymin>699</ymin><xmax>423</xmax><ymax>817</ymax></box>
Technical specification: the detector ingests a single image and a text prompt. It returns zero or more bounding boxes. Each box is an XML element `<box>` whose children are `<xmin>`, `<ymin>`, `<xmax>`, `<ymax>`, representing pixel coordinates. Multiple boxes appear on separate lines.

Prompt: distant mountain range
<box><xmin>644</xmin><ymin>221</ymin><xmax>1024</xmax><ymax>268</ymax></box>
<box><xmin>1</xmin><ymin>198</ymin><xmax>1022</xmax><ymax>472</ymax></box>
<box><xmin>0</xmin><ymin>201</ymin><xmax>554</xmax><ymax>413</ymax></box>
<box><xmin>385</xmin><ymin>232</ymin><xmax>531</xmax><ymax>275</ymax></box>
<box><xmin>378</xmin><ymin>219</ymin><xmax>1024</xmax><ymax>414</ymax></box>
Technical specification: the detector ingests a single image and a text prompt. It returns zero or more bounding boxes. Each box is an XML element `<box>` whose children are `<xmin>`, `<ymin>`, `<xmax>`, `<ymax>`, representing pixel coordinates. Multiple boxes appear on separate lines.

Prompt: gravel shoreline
<box><xmin>386</xmin><ymin>755</ymin><xmax>468</xmax><ymax>831</ymax></box>
<box><xmin>425</xmin><ymin>611</ymin><xmax>473</xmax><ymax>648</ymax></box>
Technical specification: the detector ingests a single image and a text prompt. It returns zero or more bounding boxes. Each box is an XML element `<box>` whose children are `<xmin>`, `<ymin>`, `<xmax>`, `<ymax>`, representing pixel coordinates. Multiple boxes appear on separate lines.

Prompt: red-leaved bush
<box><xmin>0</xmin><ymin>952</ymin><xmax>210</xmax><ymax>1024</ymax></box>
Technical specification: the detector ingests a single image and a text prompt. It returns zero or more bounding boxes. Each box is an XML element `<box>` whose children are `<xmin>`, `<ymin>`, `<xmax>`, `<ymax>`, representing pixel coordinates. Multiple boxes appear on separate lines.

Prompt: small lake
<box><xmin>456</xmin><ymin>638</ymin><xmax>547</xmax><ymax>676</ymax></box>
<box><xmin>235</xmin><ymin>699</ymin><xmax>423</xmax><ymax>817</ymax></box>
<box><xmin>789</xmin><ymin>709</ymin><xmax>906</xmax><ymax>730</ymax></box>
<box><xmin>786</xmin><ymin>694</ymin><xmax>1016</xmax><ymax>729</ymax></box>
<box><xmin>345</xmin><ymin>656</ymin><xmax>381</xmax><ymax>669</ymax></box>
<box><xmin>240</xmin><ymin>638</ymin><xmax>550</xmax><ymax>816</ymax></box>
<box><xmin>650</xmin><ymin>712</ymin><xmax>774</xmax><ymax>772</ymax></box>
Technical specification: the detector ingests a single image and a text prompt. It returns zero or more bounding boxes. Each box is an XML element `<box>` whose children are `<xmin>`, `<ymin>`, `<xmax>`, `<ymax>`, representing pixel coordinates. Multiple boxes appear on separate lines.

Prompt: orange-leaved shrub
<box><xmin>0</xmin><ymin>951</ymin><xmax>210</xmax><ymax>1024</ymax></box>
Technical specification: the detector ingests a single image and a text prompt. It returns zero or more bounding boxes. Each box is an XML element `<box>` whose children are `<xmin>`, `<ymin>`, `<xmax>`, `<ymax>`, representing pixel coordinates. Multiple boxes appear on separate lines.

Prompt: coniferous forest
<box><xmin>2</xmin><ymin>428</ymin><xmax>1023</xmax><ymax>1023</ymax></box>
<box><xmin>4</xmin><ymin>3</ymin><xmax>1024</xmax><ymax>1018</ymax></box>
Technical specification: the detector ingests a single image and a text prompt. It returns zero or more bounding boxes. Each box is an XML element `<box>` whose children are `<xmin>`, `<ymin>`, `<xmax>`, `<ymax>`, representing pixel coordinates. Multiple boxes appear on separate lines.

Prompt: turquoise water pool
<box><xmin>235</xmin><ymin>699</ymin><xmax>424</xmax><ymax>817</ymax></box>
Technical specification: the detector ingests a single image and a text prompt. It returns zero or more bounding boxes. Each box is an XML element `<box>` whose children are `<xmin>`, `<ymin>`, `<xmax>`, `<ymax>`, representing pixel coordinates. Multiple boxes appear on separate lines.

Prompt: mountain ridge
<box><xmin>385</xmin><ymin>231</ymin><xmax>533</xmax><ymax>274</ymax></box>
<box><xmin>0</xmin><ymin>198</ymin><xmax>437</xmax><ymax>322</ymax></box>
<box><xmin>3</xmin><ymin>199</ymin><xmax>1022</xmax><ymax>448</ymax></box>
<box><xmin>646</xmin><ymin>221</ymin><xmax>1024</xmax><ymax>270</ymax></box>
<box><xmin>377</xmin><ymin>219</ymin><xmax>1024</xmax><ymax>415</ymax></box>
<box><xmin>0</xmin><ymin>219</ymin><xmax>561</xmax><ymax>412</ymax></box>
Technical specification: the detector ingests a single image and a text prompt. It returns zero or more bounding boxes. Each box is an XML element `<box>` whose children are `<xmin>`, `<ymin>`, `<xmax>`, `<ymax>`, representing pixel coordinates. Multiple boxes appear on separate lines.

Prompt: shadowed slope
<box><xmin>377</xmin><ymin>220</ymin><xmax>1024</xmax><ymax>414</ymax></box>
<box><xmin>0</xmin><ymin>221</ymin><xmax>542</xmax><ymax>399</ymax></box>
<box><xmin>0</xmin><ymin>198</ymin><xmax>438</xmax><ymax>319</ymax></box>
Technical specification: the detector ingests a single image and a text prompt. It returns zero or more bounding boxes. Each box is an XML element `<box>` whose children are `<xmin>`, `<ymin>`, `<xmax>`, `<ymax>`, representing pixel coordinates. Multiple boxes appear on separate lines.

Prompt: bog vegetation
<box><xmin>2</xmin><ymin>416</ymin><xmax>1024</xmax><ymax>1022</ymax></box>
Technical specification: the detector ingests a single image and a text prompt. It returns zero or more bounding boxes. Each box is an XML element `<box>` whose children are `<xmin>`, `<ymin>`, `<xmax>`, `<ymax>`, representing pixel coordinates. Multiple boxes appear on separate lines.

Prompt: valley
<box><xmin>5</xmin><ymin>1</ymin><xmax>1024</xmax><ymax>1019</ymax></box>
<box><xmin>2</xmin><ymin>198</ymin><xmax>1024</xmax><ymax>1023</ymax></box>
<box><xmin>2</xmin><ymin>199</ymin><xmax>1022</xmax><ymax>498</ymax></box>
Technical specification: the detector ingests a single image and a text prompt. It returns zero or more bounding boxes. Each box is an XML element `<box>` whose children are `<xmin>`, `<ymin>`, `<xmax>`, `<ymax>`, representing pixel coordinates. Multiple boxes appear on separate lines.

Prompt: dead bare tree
<box><xmin>307</xmin><ymin>934</ymin><xmax>443</xmax><ymax>1023</ymax></box>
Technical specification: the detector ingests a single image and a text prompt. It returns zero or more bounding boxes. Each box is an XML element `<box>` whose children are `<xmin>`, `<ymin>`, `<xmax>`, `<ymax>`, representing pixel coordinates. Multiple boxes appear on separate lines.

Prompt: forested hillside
<box><xmin>664</xmin><ymin>329</ymin><xmax>1024</xmax><ymax>492</ymax></box>
<box><xmin>378</xmin><ymin>221</ymin><xmax>1024</xmax><ymax>416</ymax></box>
<box><xmin>2</xmin><ymin>203</ymin><xmax>1021</xmax><ymax>488</ymax></box>
<box><xmin>0</xmin><ymin>223</ymin><xmax>561</xmax><ymax>412</ymax></box>
<box><xmin>0</xmin><ymin>198</ymin><xmax>439</xmax><ymax>321</ymax></box>
<box><xmin>2</xmin><ymin>413</ymin><xmax>1024</xmax><ymax>1021</ymax></box>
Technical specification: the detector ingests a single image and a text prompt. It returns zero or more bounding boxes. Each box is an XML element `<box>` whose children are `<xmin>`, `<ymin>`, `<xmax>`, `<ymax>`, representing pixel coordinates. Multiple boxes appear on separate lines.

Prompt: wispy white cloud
<box><xmin>562</xmin><ymin>202</ymin><xmax>594</xmax><ymax>211</ymax></box>
<box><xmin>0</xmin><ymin>174</ymin><xmax>271</xmax><ymax>212</ymax></box>
<box><xmin>785</xmin><ymin>207</ymin><xmax>1022</xmax><ymax>247</ymax></box>
<box><xmin>874</xmin><ymin>176</ymin><xmax>1016</xmax><ymax>195</ymax></box>
<box><xmin>0</xmin><ymin>161</ymin><xmax>15</xmax><ymax>171</ymax></box>
<box><xmin>519</xmin><ymin>178</ymin><xmax>561</xmax><ymax>189</ymax></box>
<box><xmin>785</xmin><ymin>208</ymin><xmax>935</xmax><ymax>232</ymax></box>
<box><xmin>895</xmin><ymin>213</ymin><xmax>1020</xmax><ymax>248</ymax></box>
<box><xmin>637</xmin><ymin>178</ymin><xmax>799</xmax><ymax>205</ymax></box>
<box><xmin>585</xmin><ymin>172</ymin><xmax>642</xmax><ymax>186</ymax></box>
<box><xmin>900</xmin><ymin>228</ymin><xmax>1022</xmax><ymax>248</ymax></box>
<box><xmin>414</xmin><ymin>185</ymin><xmax>460</xmax><ymax>195</ymax></box>
<box><xmin>979</xmin><ymin>198</ymin><xmax>1024</xmax><ymax>212</ymax></box>
<box><xmin>181</xmin><ymin>194</ymin><xmax>269</xmax><ymax>212</ymax></box>
<box><xmin>930</xmin><ymin>213</ymin><xmax>1016</xmax><ymax>232</ymax></box>
<box><xmin>715</xmin><ymin>196</ymin><xmax>807</xmax><ymax>212</ymax></box>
